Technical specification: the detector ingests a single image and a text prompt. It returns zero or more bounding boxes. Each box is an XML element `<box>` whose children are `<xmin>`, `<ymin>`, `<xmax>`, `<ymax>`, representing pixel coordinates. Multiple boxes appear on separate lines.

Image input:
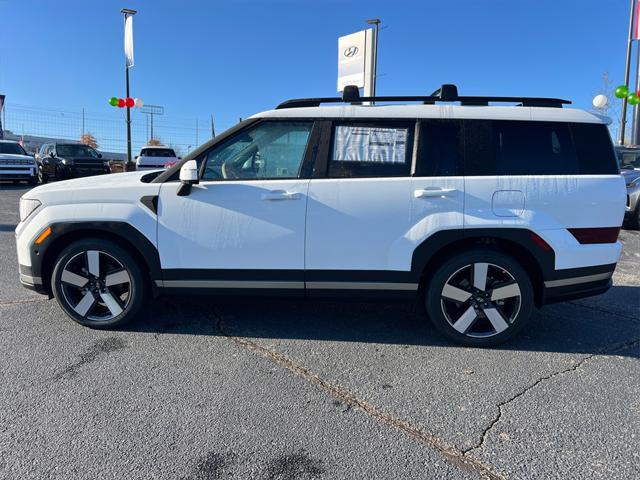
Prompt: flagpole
<box><xmin>121</xmin><ymin>8</ymin><xmax>136</xmax><ymax>168</ymax></box>
<box><xmin>621</xmin><ymin>0</ymin><xmax>636</xmax><ymax>145</ymax></box>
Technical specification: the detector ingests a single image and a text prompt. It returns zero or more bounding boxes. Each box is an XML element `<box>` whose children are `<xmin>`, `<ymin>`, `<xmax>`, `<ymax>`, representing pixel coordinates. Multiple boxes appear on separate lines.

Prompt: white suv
<box><xmin>135</xmin><ymin>146</ymin><xmax>179</xmax><ymax>170</ymax></box>
<box><xmin>14</xmin><ymin>85</ymin><xmax>626</xmax><ymax>346</ymax></box>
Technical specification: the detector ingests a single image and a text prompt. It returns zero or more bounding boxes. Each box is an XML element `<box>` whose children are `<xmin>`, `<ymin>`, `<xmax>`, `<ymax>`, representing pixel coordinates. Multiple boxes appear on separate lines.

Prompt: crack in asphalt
<box><xmin>567</xmin><ymin>300</ymin><xmax>640</xmax><ymax>323</ymax></box>
<box><xmin>463</xmin><ymin>337</ymin><xmax>640</xmax><ymax>456</ymax></box>
<box><xmin>0</xmin><ymin>298</ymin><xmax>48</xmax><ymax>306</ymax></box>
<box><xmin>212</xmin><ymin>308</ymin><xmax>505</xmax><ymax>480</ymax></box>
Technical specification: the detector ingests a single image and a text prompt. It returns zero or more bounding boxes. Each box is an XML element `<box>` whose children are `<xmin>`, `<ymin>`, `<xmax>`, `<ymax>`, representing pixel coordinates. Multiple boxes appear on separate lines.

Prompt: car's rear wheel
<box><xmin>51</xmin><ymin>238</ymin><xmax>147</xmax><ymax>328</ymax></box>
<box><xmin>425</xmin><ymin>248</ymin><xmax>534</xmax><ymax>347</ymax></box>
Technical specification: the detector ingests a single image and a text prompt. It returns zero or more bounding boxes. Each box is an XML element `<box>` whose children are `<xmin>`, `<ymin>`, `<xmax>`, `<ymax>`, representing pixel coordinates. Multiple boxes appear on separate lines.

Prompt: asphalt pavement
<box><xmin>1</xmin><ymin>183</ymin><xmax>638</xmax><ymax>479</ymax></box>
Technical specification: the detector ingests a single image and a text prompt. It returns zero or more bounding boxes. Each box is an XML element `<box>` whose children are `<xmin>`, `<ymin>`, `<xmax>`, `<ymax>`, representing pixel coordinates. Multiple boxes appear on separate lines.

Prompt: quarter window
<box><xmin>328</xmin><ymin>123</ymin><xmax>413</xmax><ymax>178</ymax></box>
<box><xmin>202</xmin><ymin>121</ymin><xmax>313</xmax><ymax>180</ymax></box>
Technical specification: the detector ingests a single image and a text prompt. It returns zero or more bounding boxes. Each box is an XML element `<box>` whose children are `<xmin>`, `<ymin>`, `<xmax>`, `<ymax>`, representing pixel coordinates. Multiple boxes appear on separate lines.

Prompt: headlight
<box><xmin>19</xmin><ymin>198</ymin><xmax>41</xmax><ymax>222</ymax></box>
<box><xmin>627</xmin><ymin>177</ymin><xmax>639</xmax><ymax>188</ymax></box>
<box><xmin>61</xmin><ymin>158</ymin><xmax>73</xmax><ymax>166</ymax></box>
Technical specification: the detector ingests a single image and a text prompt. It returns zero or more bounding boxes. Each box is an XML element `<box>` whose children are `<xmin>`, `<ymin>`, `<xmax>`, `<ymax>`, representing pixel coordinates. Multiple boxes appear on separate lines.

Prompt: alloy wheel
<box><xmin>59</xmin><ymin>250</ymin><xmax>132</xmax><ymax>321</ymax></box>
<box><xmin>440</xmin><ymin>262</ymin><xmax>522</xmax><ymax>338</ymax></box>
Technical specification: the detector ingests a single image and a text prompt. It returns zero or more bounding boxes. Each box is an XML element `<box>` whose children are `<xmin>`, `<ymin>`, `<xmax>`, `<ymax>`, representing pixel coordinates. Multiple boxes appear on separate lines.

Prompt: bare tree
<box><xmin>80</xmin><ymin>132</ymin><xmax>98</xmax><ymax>149</ymax></box>
<box><xmin>594</xmin><ymin>72</ymin><xmax>623</xmax><ymax>142</ymax></box>
<box><xmin>147</xmin><ymin>138</ymin><xmax>162</xmax><ymax>146</ymax></box>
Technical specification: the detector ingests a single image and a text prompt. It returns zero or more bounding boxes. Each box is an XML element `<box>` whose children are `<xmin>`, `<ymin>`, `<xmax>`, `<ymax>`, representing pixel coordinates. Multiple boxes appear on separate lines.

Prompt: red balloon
<box><xmin>117</xmin><ymin>98</ymin><xmax>125</xmax><ymax>108</ymax></box>
<box><xmin>125</xmin><ymin>97</ymin><xmax>135</xmax><ymax>108</ymax></box>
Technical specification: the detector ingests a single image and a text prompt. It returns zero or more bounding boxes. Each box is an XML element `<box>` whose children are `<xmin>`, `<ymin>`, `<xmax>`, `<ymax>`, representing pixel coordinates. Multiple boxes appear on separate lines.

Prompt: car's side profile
<box><xmin>15</xmin><ymin>86</ymin><xmax>626</xmax><ymax>346</ymax></box>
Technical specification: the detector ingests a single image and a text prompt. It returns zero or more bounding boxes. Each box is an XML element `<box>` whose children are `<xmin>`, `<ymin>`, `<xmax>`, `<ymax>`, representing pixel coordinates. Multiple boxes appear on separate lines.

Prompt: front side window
<box><xmin>329</xmin><ymin>123</ymin><xmax>413</xmax><ymax>177</ymax></box>
<box><xmin>202</xmin><ymin>121</ymin><xmax>313</xmax><ymax>180</ymax></box>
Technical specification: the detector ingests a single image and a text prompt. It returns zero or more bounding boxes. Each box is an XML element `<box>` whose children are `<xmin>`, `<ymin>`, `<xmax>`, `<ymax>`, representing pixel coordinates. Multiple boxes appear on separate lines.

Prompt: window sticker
<box><xmin>333</xmin><ymin>126</ymin><xmax>407</xmax><ymax>164</ymax></box>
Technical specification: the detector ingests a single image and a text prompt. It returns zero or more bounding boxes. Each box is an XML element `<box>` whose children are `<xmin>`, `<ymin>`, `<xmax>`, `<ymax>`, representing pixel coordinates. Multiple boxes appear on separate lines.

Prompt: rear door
<box><xmin>305</xmin><ymin>119</ymin><xmax>463</xmax><ymax>293</ymax></box>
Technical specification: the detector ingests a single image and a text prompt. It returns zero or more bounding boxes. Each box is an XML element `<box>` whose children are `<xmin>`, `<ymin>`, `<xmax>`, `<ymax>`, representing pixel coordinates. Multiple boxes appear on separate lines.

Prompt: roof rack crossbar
<box><xmin>275</xmin><ymin>84</ymin><xmax>571</xmax><ymax>109</ymax></box>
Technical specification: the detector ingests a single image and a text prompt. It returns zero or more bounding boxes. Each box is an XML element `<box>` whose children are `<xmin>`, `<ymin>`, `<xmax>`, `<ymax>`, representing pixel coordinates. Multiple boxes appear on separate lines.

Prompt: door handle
<box><xmin>261</xmin><ymin>190</ymin><xmax>300</xmax><ymax>201</ymax></box>
<box><xmin>414</xmin><ymin>187</ymin><xmax>457</xmax><ymax>198</ymax></box>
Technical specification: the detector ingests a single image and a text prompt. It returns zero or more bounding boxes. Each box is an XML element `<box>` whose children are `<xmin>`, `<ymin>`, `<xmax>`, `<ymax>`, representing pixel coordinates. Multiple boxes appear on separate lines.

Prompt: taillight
<box><xmin>568</xmin><ymin>227</ymin><xmax>620</xmax><ymax>244</ymax></box>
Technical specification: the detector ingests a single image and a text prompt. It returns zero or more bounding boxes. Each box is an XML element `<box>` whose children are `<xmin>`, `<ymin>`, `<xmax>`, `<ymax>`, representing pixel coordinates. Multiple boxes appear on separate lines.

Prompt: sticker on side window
<box><xmin>333</xmin><ymin>126</ymin><xmax>407</xmax><ymax>164</ymax></box>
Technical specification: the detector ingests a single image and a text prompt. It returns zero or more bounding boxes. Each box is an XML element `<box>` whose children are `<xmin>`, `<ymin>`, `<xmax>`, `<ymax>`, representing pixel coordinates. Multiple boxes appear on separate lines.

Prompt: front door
<box><xmin>157</xmin><ymin>120</ymin><xmax>316</xmax><ymax>290</ymax></box>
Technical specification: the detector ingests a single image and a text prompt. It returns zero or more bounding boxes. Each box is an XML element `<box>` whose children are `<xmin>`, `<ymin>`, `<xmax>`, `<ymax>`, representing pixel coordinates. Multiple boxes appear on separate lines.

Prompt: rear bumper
<box><xmin>542</xmin><ymin>264</ymin><xmax>615</xmax><ymax>305</ymax></box>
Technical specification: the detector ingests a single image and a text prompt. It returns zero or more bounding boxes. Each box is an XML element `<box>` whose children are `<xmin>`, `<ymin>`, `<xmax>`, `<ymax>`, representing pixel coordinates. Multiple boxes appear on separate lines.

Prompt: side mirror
<box><xmin>97</xmin><ymin>153</ymin><xmax>103</xmax><ymax>159</ymax></box>
<box><xmin>177</xmin><ymin>160</ymin><xmax>199</xmax><ymax>196</ymax></box>
<box><xmin>49</xmin><ymin>152</ymin><xmax>55</xmax><ymax>158</ymax></box>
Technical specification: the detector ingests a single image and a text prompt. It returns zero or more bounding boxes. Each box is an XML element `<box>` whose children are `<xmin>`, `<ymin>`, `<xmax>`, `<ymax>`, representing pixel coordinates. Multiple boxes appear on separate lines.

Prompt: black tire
<box><xmin>629</xmin><ymin>204</ymin><xmax>640</xmax><ymax>230</ymax></box>
<box><xmin>28</xmin><ymin>176</ymin><xmax>38</xmax><ymax>186</ymax></box>
<box><xmin>51</xmin><ymin>238</ymin><xmax>147</xmax><ymax>329</ymax></box>
<box><xmin>424</xmin><ymin>248</ymin><xmax>534</xmax><ymax>347</ymax></box>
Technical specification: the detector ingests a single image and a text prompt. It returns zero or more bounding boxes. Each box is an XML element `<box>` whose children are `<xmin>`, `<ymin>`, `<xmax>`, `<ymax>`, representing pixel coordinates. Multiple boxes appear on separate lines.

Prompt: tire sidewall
<box><xmin>425</xmin><ymin>248</ymin><xmax>534</xmax><ymax>347</ymax></box>
<box><xmin>51</xmin><ymin>238</ymin><xmax>146</xmax><ymax>329</ymax></box>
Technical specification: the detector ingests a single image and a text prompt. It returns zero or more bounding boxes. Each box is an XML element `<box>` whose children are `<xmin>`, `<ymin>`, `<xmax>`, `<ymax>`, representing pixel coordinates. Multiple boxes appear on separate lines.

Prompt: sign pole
<box><xmin>620</xmin><ymin>0</ymin><xmax>636</xmax><ymax>145</ymax></box>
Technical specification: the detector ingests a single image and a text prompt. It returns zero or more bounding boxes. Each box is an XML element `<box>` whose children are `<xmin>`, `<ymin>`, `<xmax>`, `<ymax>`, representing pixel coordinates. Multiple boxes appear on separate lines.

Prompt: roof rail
<box><xmin>275</xmin><ymin>84</ymin><xmax>571</xmax><ymax>109</ymax></box>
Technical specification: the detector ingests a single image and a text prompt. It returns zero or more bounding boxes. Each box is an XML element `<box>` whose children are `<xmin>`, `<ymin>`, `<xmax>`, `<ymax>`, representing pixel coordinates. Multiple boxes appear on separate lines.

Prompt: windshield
<box><xmin>0</xmin><ymin>142</ymin><xmax>28</xmax><ymax>155</ymax></box>
<box><xmin>616</xmin><ymin>149</ymin><xmax>640</xmax><ymax>169</ymax></box>
<box><xmin>141</xmin><ymin>148</ymin><xmax>176</xmax><ymax>157</ymax></box>
<box><xmin>56</xmin><ymin>144</ymin><xmax>99</xmax><ymax>158</ymax></box>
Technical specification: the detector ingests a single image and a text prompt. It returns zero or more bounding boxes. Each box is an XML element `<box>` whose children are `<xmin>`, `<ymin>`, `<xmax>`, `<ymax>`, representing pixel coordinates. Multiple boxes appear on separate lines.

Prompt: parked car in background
<box><xmin>0</xmin><ymin>140</ymin><xmax>37</xmax><ymax>185</ymax></box>
<box><xmin>135</xmin><ymin>146</ymin><xmax>179</xmax><ymax>171</ymax></box>
<box><xmin>616</xmin><ymin>146</ymin><xmax>640</xmax><ymax>229</ymax></box>
<box><xmin>35</xmin><ymin>143</ymin><xmax>109</xmax><ymax>183</ymax></box>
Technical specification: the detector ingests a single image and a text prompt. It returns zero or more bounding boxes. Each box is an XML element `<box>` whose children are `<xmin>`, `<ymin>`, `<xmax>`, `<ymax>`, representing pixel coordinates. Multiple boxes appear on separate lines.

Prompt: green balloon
<box><xmin>628</xmin><ymin>93</ymin><xmax>640</xmax><ymax>105</ymax></box>
<box><xmin>108</xmin><ymin>96</ymin><xmax>118</xmax><ymax>106</ymax></box>
<box><xmin>615</xmin><ymin>85</ymin><xmax>629</xmax><ymax>99</ymax></box>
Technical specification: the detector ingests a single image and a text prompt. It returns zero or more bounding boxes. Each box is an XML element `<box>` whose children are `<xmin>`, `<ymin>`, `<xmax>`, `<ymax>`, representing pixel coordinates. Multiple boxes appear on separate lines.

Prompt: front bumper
<box><xmin>18</xmin><ymin>264</ymin><xmax>48</xmax><ymax>295</ymax></box>
<box><xmin>59</xmin><ymin>165</ymin><xmax>109</xmax><ymax>179</ymax></box>
<box><xmin>0</xmin><ymin>166</ymin><xmax>36</xmax><ymax>180</ymax></box>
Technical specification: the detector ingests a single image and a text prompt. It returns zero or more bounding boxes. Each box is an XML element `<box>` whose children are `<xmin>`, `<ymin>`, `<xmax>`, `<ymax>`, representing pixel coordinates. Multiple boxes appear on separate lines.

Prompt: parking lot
<box><xmin>0</xmin><ymin>183</ymin><xmax>638</xmax><ymax>479</ymax></box>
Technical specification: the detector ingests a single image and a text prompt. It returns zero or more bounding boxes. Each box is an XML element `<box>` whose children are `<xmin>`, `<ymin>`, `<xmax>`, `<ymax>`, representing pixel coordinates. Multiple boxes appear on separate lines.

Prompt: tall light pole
<box><xmin>366</xmin><ymin>18</ymin><xmax>380</xmax><ymax>98</ymax></box>
<box><xmin>121</xmin><ymin>8</ymin><xmax>136</xmax><ymax>167</ymax></box>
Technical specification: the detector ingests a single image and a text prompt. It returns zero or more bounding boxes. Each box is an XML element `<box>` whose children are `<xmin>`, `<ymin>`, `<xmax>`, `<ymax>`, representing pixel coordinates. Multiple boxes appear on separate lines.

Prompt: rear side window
<box><xmin>570</xmin><ymin>123</ymin><xmax>618</xmax><ymax>174</ymax></box>
<box><xmin>415</xmin><ymin>120</ymin><xmax>463</xmax><ymax>176</ymax></box>
<box><xmin>465</xmin><ymin>120</ymin><xmax>578</xmax><ymax>175</ymax></box>
<box><xmin>329</xmin><ymin>123</ymin><xmax>413</xmax><ymax>178</ymax></box>
<box><xmin>141</xmin><ymin>148</ymin><xmax>176</xmax><ymax>157</ymax></box>
<box><xmin>464</xmin><ymin>120</ymin><xmax>616</xmax><ymax>175</ymax></box>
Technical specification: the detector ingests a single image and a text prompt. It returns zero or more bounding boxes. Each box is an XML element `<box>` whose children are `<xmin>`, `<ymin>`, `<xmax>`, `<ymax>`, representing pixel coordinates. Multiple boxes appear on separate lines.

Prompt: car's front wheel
<box><xmin>51</xmin><ymin>238</ymin><xmax>147</xmax><ymax>328</ymax></box>
<box><xmin>425</xmin><ymin>248</ymin><xmax>534</xmax><ymax>347</ymax></box>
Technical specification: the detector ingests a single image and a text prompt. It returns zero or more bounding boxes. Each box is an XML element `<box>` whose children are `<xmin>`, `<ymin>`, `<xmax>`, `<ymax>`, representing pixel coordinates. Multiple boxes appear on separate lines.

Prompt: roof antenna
<box><xmin>431</xmin><ymin>84</ymin><xmax>459</xmax><ymax>101</ymax></box>
<box><xmin>342</xmin><ymin>85</ymin><xmax>361</xmax><ymax>103</ymax></box>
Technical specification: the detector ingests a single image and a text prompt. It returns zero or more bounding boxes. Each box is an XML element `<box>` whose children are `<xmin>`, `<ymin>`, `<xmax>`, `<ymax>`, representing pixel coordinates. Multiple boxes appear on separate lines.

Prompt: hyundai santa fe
<box><xmin>15</xmin><ymin>85</ymin><xmax>626</xmax><ymax>346</ymax></box>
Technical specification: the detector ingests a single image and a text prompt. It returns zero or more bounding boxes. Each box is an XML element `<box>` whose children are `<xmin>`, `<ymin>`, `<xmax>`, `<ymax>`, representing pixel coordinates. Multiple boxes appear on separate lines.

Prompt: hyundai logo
<box><xmin>343</xmin><ymin>46</ymin><xmax>358</xmax><ymax>58</ymax></box>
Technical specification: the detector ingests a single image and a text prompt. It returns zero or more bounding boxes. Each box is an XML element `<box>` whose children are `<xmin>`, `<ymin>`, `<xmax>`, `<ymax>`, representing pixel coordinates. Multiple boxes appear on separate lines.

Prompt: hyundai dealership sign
<box><xmin>337</xmin><ymin>29</ymin><xmax>374</xmax><ymax>93</ymax></box>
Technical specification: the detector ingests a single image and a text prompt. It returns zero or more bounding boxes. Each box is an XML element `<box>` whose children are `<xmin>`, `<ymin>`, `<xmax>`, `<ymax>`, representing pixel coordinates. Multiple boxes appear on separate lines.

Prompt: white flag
<box><xmin>124</xmin><ymin>15</ymin><xmax>134</xmax><ymax>68</ymax></box>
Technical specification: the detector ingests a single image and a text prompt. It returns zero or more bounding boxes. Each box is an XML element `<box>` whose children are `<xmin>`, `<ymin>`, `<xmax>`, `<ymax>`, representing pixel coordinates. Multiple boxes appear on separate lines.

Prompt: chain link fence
<box><xmin>1</xmin><ymin>103</ymin><xmax>229</xmax><ymax>160</ymax></box>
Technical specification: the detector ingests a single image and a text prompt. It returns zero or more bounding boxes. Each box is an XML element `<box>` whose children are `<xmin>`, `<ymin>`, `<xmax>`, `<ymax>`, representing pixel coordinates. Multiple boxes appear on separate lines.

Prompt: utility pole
<box><xmin>211</xmin><ymin>115</ymin><xmax>215</xmax><ymax>138</ymax></box>
<box><xmin>81</xmin><ymin>108</ymin><xmax>85</xmax><ymax>138</ymax></box>
<box><xmin>121</xmin><ymin>8</ymin><xmax>137</xmax><ymax>167</ymax></box>
<box><xmin>621</xmin><ymin>0</ymin><xmax>636</xmax><ymax>145</ymax></box>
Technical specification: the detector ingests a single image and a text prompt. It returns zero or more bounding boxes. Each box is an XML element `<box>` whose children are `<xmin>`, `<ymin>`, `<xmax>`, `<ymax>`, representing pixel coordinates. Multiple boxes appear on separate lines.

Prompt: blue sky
<box><xmin>0</xmin><ymin>0</ymin><xmax>634</xmax><ymax>151</ymax></box>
